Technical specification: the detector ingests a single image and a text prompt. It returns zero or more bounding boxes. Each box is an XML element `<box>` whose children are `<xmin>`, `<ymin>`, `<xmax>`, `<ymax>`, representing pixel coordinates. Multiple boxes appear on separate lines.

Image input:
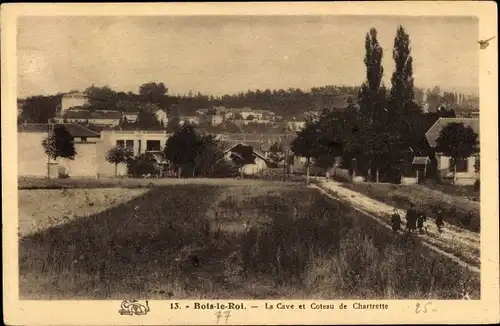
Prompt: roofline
<box><xmin>425</xmin><ymin>117</ymin><xmax>480</xmax><ymax>136</ymax></box>
<box><xmin>224</xmin><ymin>142</ymin><xmax>269</xmax><ymax>161</ymax></box>
<box><xmin>59</xmin><ymin>123</ymin><xmax>101</xmax><ymax>137</ymax></box>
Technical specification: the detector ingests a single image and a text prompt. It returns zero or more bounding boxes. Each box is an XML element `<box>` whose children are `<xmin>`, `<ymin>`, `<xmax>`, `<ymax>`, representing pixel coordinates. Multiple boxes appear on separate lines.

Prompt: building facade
<box><xmin>18</xmin><ymin>123</ymin><xmax>101</xmax><ymax>178</ymax></box>
<box><xmin>425</xmin><ymin>117</ymin><xmax>480</xmax><ymax>185</ymax></box>
<box><xmin>61</xmin><ymin>92</ymin><xmax>88</xmax><ymax>113</ymax></box>
<box><xmin>98</xmin><ymin>129</ymin><xmax>170</xmax><ymax>177</ymax></box>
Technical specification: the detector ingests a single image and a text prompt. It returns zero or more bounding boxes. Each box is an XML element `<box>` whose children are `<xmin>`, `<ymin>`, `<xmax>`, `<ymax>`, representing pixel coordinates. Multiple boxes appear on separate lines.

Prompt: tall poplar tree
<box><xmin>389</xmin><ymin>25</ymin><xmax>416</xmax><ymax>115</ymax></box>
<box><xmin>387</xmin><ymin>25</ymin><xmax>422</xmax><ymax>180</ymax></box>
<box><xmin>358</xmin><ymin>28</ymin><xmax>387</xmax><ymax>125</ymax></box>
<box><xmin>356</xmin><ymin>28</ymin><xmax>388</xmax><ymax>179</ymax></box>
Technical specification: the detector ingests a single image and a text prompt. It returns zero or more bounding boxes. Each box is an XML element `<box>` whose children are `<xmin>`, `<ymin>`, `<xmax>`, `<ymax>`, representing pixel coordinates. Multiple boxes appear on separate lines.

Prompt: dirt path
<box><xmin>312</xmin><ymin>180</ymin><xmax>480</xmax><ymax>274</ymax></box>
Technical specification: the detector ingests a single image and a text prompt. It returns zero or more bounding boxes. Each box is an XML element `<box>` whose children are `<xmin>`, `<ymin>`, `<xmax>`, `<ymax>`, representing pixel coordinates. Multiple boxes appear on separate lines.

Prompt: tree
<box><xmin>192</xmin><ymin>135</ymin><xmax>226</xmax><ymax>177</ymax></box>
<box><xmin>389</xmin><ymin>25</ymin><xmax>415</xmax><ymax>114</ymax></box>
<box><xmin>356</xmin><ymin>28</ymin><xmax>389</xmax><ymax>179</ymax></box>
<box><xmin>386</xmin><ymin>25</ymin><xmax>422</xmax><ymax>180</ymax></box>
<box><xmin>435</xmin><ymin>123</ymin><xmax>478</xmax><ymax>183</ymax></box>
<box><xmin>22</xmin><ymin>95</ymin><xmax>62</xmax><ymax>123</ymax></box>
<box><xmin>268</xmin><ymin>141</ymin><xmax>285</xmax><ymax>164</ymax></box>
<box><xmin>229</xmin><ymin>144</ymin><xmax>256</xmax><ymax>179</ymax></box>
<box><xmin>135</xmin><ymin>110</ymin><xmax>161</xmax><ymax>128</ymax></box>
<box><xmin>106</xmin><ymin>146</ymin><xmax>134</xmax><ymax>177</ymax></box>
<box><xmin>290</xmin><ymin>119</ymin><xmax>322</xmax><ymax>183</ymax></box>
<box><xmin>42</xmin><ymin>126</ymin><xmax>76</xmax><ymax>178</ymax></box>
<box><xmin>164</xmin><ymin>124</ymin><xmax>202</xmax><ymax>177</ymax></box>
<box><xmin>358</xmin><ymin>28</ymin><xmax>386</xmax><ymax>124</ymax></box>
<box><xmin>42</xmin><ymin>126</ymin><xmax>76</xmax><ymax>160</ymax></box>
<box><xmin>84</xmin><ymin>85</ymin><xmax>117</xmax><ymax>109</ymax></box>
<box><xmin>139</xmin><ymin>82</ymin><xmax>168</xmax><ymax>105</ymax></box>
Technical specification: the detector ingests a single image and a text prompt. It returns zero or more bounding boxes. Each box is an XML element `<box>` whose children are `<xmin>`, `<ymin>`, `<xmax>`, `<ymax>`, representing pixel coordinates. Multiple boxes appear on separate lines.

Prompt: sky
<box><xmin>17</xmin><ymin>15</ymin><xmax>479</xmax><ymax>98</ymax></box>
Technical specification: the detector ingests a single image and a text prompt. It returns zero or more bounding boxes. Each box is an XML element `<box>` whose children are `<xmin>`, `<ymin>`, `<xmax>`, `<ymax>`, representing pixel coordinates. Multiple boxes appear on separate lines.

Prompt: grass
<box><xmin>337</xmin><ymin>181</ymin><xmax>480</xmax><ymax>233</ymax></box>
<box><xmin>19</xmin><ymin>181</ymin><xmax>479</xmax><ymax>299</ymax></box>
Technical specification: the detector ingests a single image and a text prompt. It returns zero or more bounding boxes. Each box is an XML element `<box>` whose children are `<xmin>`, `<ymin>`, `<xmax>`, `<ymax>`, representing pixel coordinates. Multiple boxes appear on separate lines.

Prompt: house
<box><xmin>287</xmin><ymin>120</ymin><xmax>306</xmax><ymax>131</ymax></box>
<box><xmin>122</xmin><ymin>112</ymin><xmax>139</xmax><ymax>123</ymax></box>
<box><xmin>56</xmin><ymin>109</ymin><xmax>122</xmax><ymax>127</ymax></box>
<box><xmin>155</xmin><ymin>109</ymin><xmax>168</xmax><ymax>126</ymax></box>
<box><xmin>196</xmin><ymin>108</ymin><xmax>209</xmax><ymax>115</ymax></box>
<box><xmin>98</xmin><ymin>127</ymin><xmax>170</xmax><ymax>177</ymax></box>
<box><xmin>179</xmin><ymin>116</ymin><xmax>200</xmax><ymax>126</ymax></box>
<box><xmin>61</xmin><ymin>92</ymin><xmax>88</xmax><ymax>113</ymax></box>
<box><xmin>211</xmin><ymin>114</ymin><xmax>224</xmax><ymax>126</ymax></box>
<box><xmin>425</xmin><ymin>117</ymin><xmax>480</xmax><ymax>185</ymax></box>
<box><xmin>223</xmin><ymin>142</ymin><xmax>273</xmax><ymax>176</ymax></box>
<box><xmin>18</xmin><ymin>123</ymin><xmax>101</xmax><ymax>178</ymax></box>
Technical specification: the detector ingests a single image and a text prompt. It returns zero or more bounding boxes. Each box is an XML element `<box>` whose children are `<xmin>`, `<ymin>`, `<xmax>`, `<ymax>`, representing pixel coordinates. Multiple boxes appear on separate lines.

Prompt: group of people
<box><xmin>391</xmin><ymin>203</ymin><xmax>444</xmax><ymax>234</ymax></box>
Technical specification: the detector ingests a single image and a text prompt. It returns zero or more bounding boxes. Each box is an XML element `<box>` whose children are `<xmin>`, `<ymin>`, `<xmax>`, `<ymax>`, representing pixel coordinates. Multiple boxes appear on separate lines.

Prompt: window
<box><xmin>146</xmin><ymin>140</ymin><xmax>161</xmax><ymax>152</ymax></box>
<box><xmin>81</xmin><ymin>137</ymin><xmax>87</xmax><ymax>142</ymax></box>
<box><xmin>126</xmin><ymin>140</ymin><xmax>134</xmax><ymax>150</ymax></box>
<box><xmin>116</xmin><ymin>140</ymin><xmax>125</xmax><ymax>147</ymax></box>
<box><xmin>450</xmin><ymin>158</ymin><xmax>468</xmax><ymax>172</ymax></box>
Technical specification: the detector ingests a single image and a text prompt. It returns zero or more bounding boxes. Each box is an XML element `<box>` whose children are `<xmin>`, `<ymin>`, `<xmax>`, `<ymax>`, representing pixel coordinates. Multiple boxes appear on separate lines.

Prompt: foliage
<box><xmin>21</xmin><ymin>95</ymin><xmax>62</xmax><ymax>123</ymax></box>
<box><xmin>192</xmin><ymin>135</ymin><xmax>226</xmax><ymax>177</ymax></box>
<box><xmin>435</xmin><ymin>123</ymin><xmax>479</xmax><ymax>161</ymax></box>
<box><xmin>42</xmin><ymin>126</ymin><xmax>76</xmax><ymax>160</ymax></box>
<box><xmin>229</xmin><ymin>144</ymin><xmax>256</xmax><ymax>168</ymax></box>
<box><xmin>164</xmin><ymin>124</ymin><xmax>227</xmax><ymax>177</ymax></box>
<box><xmin>106</xmin><ymin>146</ymin><xmax>134</xmax><ymax>177</ymax></box>
<box><xmin>134</xmin><ymin>110</ymin><xmax>162</xmax><ymax>129</ymax></box>
<box><xmin>84</xmin><ymin>85</ymin><xmax>117</xmax><ymax>109</ymax></box>
<box><xmin>358</xmin><ymin>28</ymin><xmax>387</xmax><ymax>124</ymax></box>
<box><xmin>127</xmin><ymin>154</ymin><xmax>159</xmax><ymax>177</ymax></box>
<box><xmin>139</xmin><ymin>82</ymin><xmax>168</xmax><ymax>105</ymax></box>
<box><xmin>268</xmin><ymin>141</ymin><xmax>285</xmax><ymax>163</ymax></box>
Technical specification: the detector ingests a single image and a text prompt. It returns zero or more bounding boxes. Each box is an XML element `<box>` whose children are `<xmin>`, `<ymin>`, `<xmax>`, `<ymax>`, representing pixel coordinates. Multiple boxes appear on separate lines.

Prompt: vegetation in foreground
<box><xmin>337</xmin><ymin>181</ymin><xmax>480</xmax><ymax>232</ymax></box>
<box><xmin>19</xmin><ymin>183</ymin><xmax>479</xmax><ymax>300</ymax></box>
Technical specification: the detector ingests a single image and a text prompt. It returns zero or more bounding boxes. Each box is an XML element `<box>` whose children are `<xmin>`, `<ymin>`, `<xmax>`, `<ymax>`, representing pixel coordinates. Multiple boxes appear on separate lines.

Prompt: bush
<box><xmin>208</xmin><ymin>160</ymin><xmax>240</xmax><ymax>178</ymax></box>
<box><xmin>127</xmin><ymin>155</ymin><xmax>158</xmax><ymax>177</ymax></box>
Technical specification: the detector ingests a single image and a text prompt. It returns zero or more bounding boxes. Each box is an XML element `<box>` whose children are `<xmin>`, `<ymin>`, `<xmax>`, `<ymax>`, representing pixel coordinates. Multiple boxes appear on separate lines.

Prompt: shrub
<box><xmin>127</xmin><ymin>155</ymin><xmax>158</xmax><ymax>177</ymax></box>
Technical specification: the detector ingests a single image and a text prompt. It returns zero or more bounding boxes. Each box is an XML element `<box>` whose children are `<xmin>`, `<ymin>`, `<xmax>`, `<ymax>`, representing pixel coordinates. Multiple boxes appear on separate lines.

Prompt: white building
<box><xmin>287</xmin><ymin>121</ymin><xmax>306</xmax><ymax>131</ymax></box>
<box><xmin>61</xmin><ymin>92</ymin><xmax>88</xmax><ymax>113</ymax></box>
<box><xmin>18</xmin><ymin>123</ymin><xmax>101</xmax><ymax>178</ymax></box>
<box><xmin>223</xmin><ymin>143</ymin><xmax>271</xmax><ymax>176</ymax></box>
<box><xmin>425</xmin><ymin>117</ymin><xmax>480</xmax><ymax>185</ymax></box>
<box><xmin>98</xmin><ymin>129</ymin><xmax>170</xmax><ymax>177</ymax></box>
<box><xmin>211</xmin><ymin>114</ymin><xmax>224</xmax><ymax>126</ymax></box>
<box><xmin>123</xmin><ymin>112</ymin><xmax>139</xmax><ymax>123</ymax></box>
<box><xmin>155</xmin><ymin>109</ymin><xmax>168</xmax><ymax>126</ymax></box>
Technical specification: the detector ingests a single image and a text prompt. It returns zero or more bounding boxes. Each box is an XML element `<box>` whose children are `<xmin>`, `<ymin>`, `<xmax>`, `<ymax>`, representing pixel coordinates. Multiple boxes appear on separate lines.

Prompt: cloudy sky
<box><xmin>17</xmin><ymin>15</ymin><xmax>479</xmax><ymax>98</ymax></box>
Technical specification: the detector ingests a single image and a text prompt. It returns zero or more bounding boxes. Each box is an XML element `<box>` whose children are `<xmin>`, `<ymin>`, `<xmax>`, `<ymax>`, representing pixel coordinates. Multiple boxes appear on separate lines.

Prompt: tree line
<box><xmin>291</xmin><ymin>26</ymin><xmax>479</xmax><ymax>183</ymax></box>
<box><xmin>19</xmin><ymin>80</ymin><xmax>477</xmax><ymax>125</ymax></box>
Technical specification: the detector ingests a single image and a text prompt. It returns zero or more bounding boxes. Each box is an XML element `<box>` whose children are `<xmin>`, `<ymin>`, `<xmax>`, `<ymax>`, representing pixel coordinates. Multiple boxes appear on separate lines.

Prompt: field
<box><xmin>338</xmin><ymin>182</ymin><xmax>480</xmax><ymax>232</ymax></box>
<box><xmin>19</xmin><ymin>179</ymin><xmax>479</xmax><ymax>299</ymax></box>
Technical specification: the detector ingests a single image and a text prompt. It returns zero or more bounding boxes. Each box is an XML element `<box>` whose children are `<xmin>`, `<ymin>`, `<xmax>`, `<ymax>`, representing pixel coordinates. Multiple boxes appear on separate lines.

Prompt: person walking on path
<box><xmin>391</xmin><ymin>208</ymin><xmax>402</xmax><ymax>233</ymax></box>
<box><xmin>436</xmin><ymin>208</ymin><xmax>445</xmax><ymax>233</ymax></box>
<box><xmin>417</xmin><ymin>209</ymin><xmax>428</xmax><ymax>234</ymax></box>
<box><xmin>406</xmin><ymin>203</ymin><xmax>418</xmax><ymax>233</ymax></box>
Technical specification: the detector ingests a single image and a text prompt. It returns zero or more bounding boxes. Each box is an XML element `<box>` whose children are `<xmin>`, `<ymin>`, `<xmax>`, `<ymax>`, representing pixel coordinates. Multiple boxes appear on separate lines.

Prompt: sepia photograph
<box><xmin>2</xmin><ymin>2</ymin><xmax>499</xmax><ymax>325</ymax></box>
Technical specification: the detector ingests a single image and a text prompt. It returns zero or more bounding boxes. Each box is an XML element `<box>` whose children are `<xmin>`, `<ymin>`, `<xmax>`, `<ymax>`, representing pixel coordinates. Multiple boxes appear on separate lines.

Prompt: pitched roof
<box><xmin>18</xmin><ymin>123</ymin><xmax>100</xmax><ymax>138</ymax></box>
<box><xmin>425</xmin><ymin>118</ymin><xmax>480</xmax><ymax>148</ymax></box>
<box><xmin>224</xmin><ymin>142</ymin><xmax>269</xmax><ymax>162</ymax></box>
<box><xmin>63</xmin><ymin>109</ymin><xmax>122</xmax><ymax>120</ymax></box>
<box><xmin>219</xmin><ymin>132</ymin><xmax>294</xmax><ymax>151</ymax></box>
